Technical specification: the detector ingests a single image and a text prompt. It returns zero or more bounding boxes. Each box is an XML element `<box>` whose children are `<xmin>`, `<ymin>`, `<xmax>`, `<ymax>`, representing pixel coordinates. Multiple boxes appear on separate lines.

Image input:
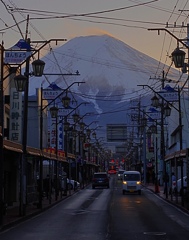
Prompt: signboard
<box><xmin>146</xmin><ymin>108</ymin><xmax>161</xmax><ymax>120</ymax></box>
<box><xmin>9</xmin><ymin>88</ymin><xmax>22</xmax><ymax>142</ymax></box>
<box><xmin>147</xmin><ymin>111</ymin><xmax>161</xmax><ymax>120</ymax></box>
<box><xmin>115</xmin><ymin>146</ymin><xmax>127</xmax><ymax>154</ymax></box>
<box><xmin>42</xmin><ymin>83</ymin><xmax>62</xmax><ymax>100</ymax></box>
<box><xmin>107</xmin><ymin>124</ymin><xmax>127</xmax><ymax>142</ymax></box>
<box><xmin>58</xmin><ymin>107</ymin><xmax>74</xmax><ymax>117</ymax></box>
<box><xmin>158</xmin><ymin>91</ymin><xmax>178</xmax><ymax>102</ymax></box>
<box><xmin>4</xmin><ymin>51</ymin><xmax>31</xmax><ymax>64</ymax></box>
<box><xmin>158</xmin><ymin>85</ymin><xmax>178</xmax><ymax>102</ymax></box>
<box><xmin>4</xmin><ymin>39</ymin><xmax>32</xmax><ymax>64</ymax></box>
<box><xmin>43</xmin><ymin>89</ymin><xmax>62</xmax><ymax>100</ymax></box>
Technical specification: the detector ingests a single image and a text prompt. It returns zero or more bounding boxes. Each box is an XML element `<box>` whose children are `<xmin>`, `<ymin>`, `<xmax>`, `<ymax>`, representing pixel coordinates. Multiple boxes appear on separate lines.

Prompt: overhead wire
<box><xmin>2</xmin><ymin>1</ymin><xmax>189</xmax><ymax>117</ymax></box>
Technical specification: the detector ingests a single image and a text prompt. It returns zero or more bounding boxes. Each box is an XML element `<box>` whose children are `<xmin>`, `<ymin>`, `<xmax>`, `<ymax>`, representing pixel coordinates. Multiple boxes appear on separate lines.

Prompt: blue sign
<box><xmin>158</xmin><ymin>85</ymin><xmax>178</xmax><ymax>102</ymax></box>
<box><xmin>4</xmin><ymin>39</ymin><xmax>32</xmax><ymax>63</ymax></box>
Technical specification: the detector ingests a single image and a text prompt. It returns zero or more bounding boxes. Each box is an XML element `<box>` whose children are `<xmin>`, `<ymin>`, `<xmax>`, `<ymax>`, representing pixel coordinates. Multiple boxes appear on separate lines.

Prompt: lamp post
<box><xmin>0</xmin><ymin>42</ymin><xmax>5</xmax><ymax>226</ymax></box>
<box><xmin>38</xmin><ymin>82</ymin><xmax>83</xmax><ymax>208</ymax></box>
<box><xmin>49</xmin><ymin>106</ymin><xmax>59</xmax><ymax>201</ymax></box>
<box><xmin>139</xmin><ymin>82</ymin><xmax>181</xmax><ymax>199</ymax></box>
<box><xmin>61</xmin><ymin>102</ymin><xmax>89</xmax><ymax>194</ymax></box>
<box><xmin>149</xmin><ymin>26</ymin><xmax>189</xmax><ymax>205</ymax></box>
<box><xmin>0</xmin><ymin>40</ymin><xmax>45</xmax><ymax>222</ymax></box>
<box><xmin>151</xmin><ymin>87</ymin><xmax>182</xmax><ymax>201</ymax></box>
<box><xmin>0</xmin><ymin>44</ymin><xmax>24</xmax><ymax>223</ymax></box>
<box><xmin>14</xmin><ymin>38</ymin><xmax>70</xmax><ymax>215</ymax></box>
<box><xmin>72</xmin><ymin>112</ymin><xmax>93</xmax><ymax>182</ymax></box>
<box><xmin>14</xmin><ymin>47</ymin><xmax>46</xmax><ymax>216</ymax></box>
<box><xmin>0</xmin><ymin>38</ymin><xmax>68</xmax><ymax>223</ymax></box>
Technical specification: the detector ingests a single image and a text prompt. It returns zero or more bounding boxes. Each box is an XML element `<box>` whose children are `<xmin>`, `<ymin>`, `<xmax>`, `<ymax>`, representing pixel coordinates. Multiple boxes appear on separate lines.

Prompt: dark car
<box><xmin>92</xmin><ymin>172</ymin><xmax>109</xmax><ymax>189</ymax></box>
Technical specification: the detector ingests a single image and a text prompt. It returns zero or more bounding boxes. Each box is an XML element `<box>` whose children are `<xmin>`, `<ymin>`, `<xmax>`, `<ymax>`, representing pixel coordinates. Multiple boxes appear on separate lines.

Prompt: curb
<box><xmin>0</xmin><ymin>190</ymin><xmax>77</xmax><ymax>232</ymax></box>
<box><xmin>143</xmin><ymin>185</ymin><xmax>189</xmax><ymax>215</ymax></box>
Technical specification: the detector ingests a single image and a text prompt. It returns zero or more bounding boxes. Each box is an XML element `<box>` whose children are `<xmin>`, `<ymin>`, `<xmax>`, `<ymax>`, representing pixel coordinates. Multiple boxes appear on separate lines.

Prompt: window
<box><xmin>124</xmin><ymin>174</ymin><xmax>140</xmax><ymax>181</ymax></box>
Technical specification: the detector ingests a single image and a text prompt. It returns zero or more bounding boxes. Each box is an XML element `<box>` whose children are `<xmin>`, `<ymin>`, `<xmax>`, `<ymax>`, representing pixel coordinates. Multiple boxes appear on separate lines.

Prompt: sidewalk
<box><xmin>0</xmin><ymin>189</ymin><xmax>77</xmax><ymax>231</ymax></box>
<box><xmin>144</xmin><ymin>183</ymin><xmax>189</xmax><ymax>214</ymax></box>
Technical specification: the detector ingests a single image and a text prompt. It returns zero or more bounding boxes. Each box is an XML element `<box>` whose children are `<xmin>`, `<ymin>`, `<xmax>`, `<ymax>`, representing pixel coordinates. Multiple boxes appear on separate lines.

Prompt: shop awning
<box><xmin>3</xmin><ymin>139</ymin><xmax>23</xmax><ymax>153</ymax></box>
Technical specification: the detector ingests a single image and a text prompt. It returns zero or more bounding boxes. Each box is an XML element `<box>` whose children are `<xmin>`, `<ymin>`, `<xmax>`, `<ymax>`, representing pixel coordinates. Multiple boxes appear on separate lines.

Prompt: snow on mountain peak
<box><xmin>29</xmin><ymin>34</ymin><xmax>180</xmax><ymax>109</ymax></box>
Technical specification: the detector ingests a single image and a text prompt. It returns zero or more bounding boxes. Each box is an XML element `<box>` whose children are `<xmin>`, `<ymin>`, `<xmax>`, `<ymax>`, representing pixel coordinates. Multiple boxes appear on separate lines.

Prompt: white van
<box><xmin>122</xmin><ymin>171</ymin><xmax>142</xmax><ymax>195</ymax></box>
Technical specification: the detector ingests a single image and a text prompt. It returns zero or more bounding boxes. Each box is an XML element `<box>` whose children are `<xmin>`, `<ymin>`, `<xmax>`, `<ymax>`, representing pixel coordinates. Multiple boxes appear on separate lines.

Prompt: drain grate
<box><xmin>72</xmin><ymin>209</ymin><xmax>89</xmax><ymax>215</ymax></box>
<box><xmin>144</xmin><ymin>232</ymin><xmax>166</xmax><ymax>236</ymax></box>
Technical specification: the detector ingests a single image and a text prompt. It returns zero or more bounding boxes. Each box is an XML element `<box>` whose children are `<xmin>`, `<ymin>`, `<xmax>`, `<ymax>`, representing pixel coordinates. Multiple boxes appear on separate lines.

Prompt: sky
<box><xmin>1</xmin><ymin>0</ymin><xmax>189</xmax><ymax>68</ymax></box>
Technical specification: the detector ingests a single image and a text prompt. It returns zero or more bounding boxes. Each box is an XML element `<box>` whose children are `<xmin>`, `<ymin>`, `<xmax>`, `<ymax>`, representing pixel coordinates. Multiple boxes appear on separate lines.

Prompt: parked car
<box><xmin>177</xmin><ymin>176</ymin><xmax>187</xmax><ymax>195</ymax></box>
<box><xmin>117</xmin><ymin>169</ymin><xmax>125</xmax><ymax>180</ymax></box>
<box><xmin>67</xmin><ymin>178</ymin><xmax>80</xmax><ymax>190</ymax></box>
<box><xmin>92</xmin><ymin>172</ymin><xmax>109</xmax><ymax>189</ymax></box>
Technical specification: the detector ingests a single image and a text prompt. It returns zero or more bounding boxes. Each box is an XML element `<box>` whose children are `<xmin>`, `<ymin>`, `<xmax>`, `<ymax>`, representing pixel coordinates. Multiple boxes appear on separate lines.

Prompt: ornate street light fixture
<box><xmin>80</xmin><ymin>121</ymin><xmax>86</xmax><ymax>130</ymax></box>
<box><xmin>151</xmin><ymin>95</ymin><xmax>159</xmax><ymax>107</ymax></box>
<box><xmin>62</xmin><ymin>94</ymin><xmax>71</xmax><ymax>108</ymax></box>
<box><xmin>146</xmin><ymin>128</ymin><xmax>152</xmax><ymax>137</ymax></box>
<box><xmin>86</xmin><ymin>128</ymin><xmax>91</xmax><ymax>137</ymax></box>
<box><xmin>141</xmin><ymin>117</ymin><xmax>147</xmax><ymax>126</ymax></box>
<box><xmin>149</xmin><ymin>124</ymin><xmax>157</xmax><ymax>134</ymax></box>
<box><xmin>14</xmin><ymin>74</ymin><xmax>27</xmax><ymax>92</ymax></box>
<box><xmin>72</xmin><ymin>129</ymin><xmax>77</xmax><ymax>137</ymax></box>
<box><xmin>171</xmin><ymin>47</ymin><xmax>186</xmax><ymax>68</ymax></box>
<box><xmin>72</xmin><ymin>112</ymin><xmax>80</xmax><ymax>122</ymax></box>
<box><xmin>32</xmin><ymin>59</ymin><xmax>45</xmax><ymax>76</ymax></box>
<box><xmin>92</xmin><ymin>131</ymin><xmax>96</xmax><ymax>138</ymax></box>
<box><xmin>14</xmin><ymin>59</ymin><xmax>46</xmax><ymax>92</ymax></box>
<box><xmin>50</xmin><ymin>106</ymin><xmax>59</xmax><ymax>118</ymax></box>
<box><xmin>151</xmin><ymin>95</ymin><xmax>171</xmax><ymax>117</ymax></box>
<box><xmin>164</xmin><ymin>103</ymin><xmax>171</xmax><ymax>117</ymax></box>
<box><xmin>80</xmin><ymin>132</ymin><xmax>85</xmax><ymax>141</ymax></box>
<box><xmin>64</xmin><ymin>121</ymin><xmax>70</xmax><ymax>131</ymax></box>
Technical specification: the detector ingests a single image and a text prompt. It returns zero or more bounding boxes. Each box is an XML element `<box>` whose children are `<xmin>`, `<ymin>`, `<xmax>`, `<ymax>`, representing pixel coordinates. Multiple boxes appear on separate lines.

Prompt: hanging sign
<box><xmin>158</xmin><ymin>85</ymin><xmax>178</xmax><ymax>102</ymax></box>
<box><xmin>4</xmin><ymin>39</ymin><xmax>32</xmax><ymax>64</ymax></box>
<box><xmin>42</xmin><ymin>83</ymin><xmax>62</xmax><ymax>100</ymax></box>
<box><xmin>146</xmin><ymin>107</ymin><xmax>161</xmax><ymax>120</ymax></box>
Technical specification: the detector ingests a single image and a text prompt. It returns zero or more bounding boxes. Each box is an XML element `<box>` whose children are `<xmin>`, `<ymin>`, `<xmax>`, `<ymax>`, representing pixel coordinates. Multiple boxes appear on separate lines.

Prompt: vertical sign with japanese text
<box><xmin>9</xmin><ymin>88</ymin><xmax>22</xmax><ymax>142</ymax></box>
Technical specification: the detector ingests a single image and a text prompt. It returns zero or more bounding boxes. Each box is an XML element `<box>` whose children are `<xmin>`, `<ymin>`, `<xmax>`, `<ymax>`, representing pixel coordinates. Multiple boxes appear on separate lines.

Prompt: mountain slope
<box><xmin>29</xmin><ymin>35</ymin><xmax>181</xmax><ymax>134</ymax></box>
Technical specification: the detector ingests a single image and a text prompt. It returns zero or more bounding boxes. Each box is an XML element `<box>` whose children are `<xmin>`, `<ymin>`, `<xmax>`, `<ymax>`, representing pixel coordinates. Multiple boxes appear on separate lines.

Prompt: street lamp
<box><xmin>14</xmin><ymin>52</ymin><xmax>75</xmax><ymax>214</ymax></box>
<box><xmin>62</xmin><ymin>102</ymin><xmax>89</xmax><ymax>194</ymax></box>
<box><xmin>14</xmin><ymin>54</ymin><xmax>46</xmax><ymax>216</ymax></box>
<box><xmin>139</xmin><ymin>83</ymin><xmax>182</xmax><ymax>200</ymax></box>
<box><xmin>32</xmin><ymin>59</ymin><xmax>45</xmax><ymax>76</ymax></box>
<box><xmin>151</xmin><ymin>94</ymin><xmax>172</xmax><ymax>117</ymax></box>
<box><xmin>171</xmin><ymin>47</ymin><xmax>186</xmax><ymax>68</ymax></box>
<box><xmin>49</xmin><ymin>106</ymin><xmax>59</xmax><ymax>201</ymax></box>
<box><xmin>148</xmin><ymin>27</ymin><xmax>189</xmax><ymax>204</ymax></box>
<box><xmin>14</xmin><ymin>59</ymin><xmax>46</xmax><ymax>92</ymax></box>
<box><xmin>38</xmin><ymin>82</ymin><xmax>84</xmax><ymax>206</ymax></box>
<box><xmin>0</xmin><ymin>38</ymin><xmax>68</xmax><ymax>223</ymax></box>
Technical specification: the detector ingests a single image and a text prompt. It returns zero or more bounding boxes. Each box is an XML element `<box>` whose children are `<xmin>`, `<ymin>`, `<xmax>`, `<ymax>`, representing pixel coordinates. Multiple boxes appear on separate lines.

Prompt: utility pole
<box><xmin>0</xmin><ymin>43</ymin><xmax>4</xmax><ymax>226</ymax></box>
<box><xmin>160</xmin><ymin>71</ymin><xmax>168</xmax><ymax>198</ymax></box>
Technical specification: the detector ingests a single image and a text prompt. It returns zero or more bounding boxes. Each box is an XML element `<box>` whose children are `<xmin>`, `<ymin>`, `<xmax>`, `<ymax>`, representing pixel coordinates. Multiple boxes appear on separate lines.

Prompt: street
<box><xmin>0</xmin><ymin>175</ymin><xmax>189</xmax><ymax>239</ymax></box>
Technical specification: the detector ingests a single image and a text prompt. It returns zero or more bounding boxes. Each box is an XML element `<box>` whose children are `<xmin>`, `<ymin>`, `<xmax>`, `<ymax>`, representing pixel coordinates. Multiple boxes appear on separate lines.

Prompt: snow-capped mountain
<box><xmin>29</xmin><ymin>35</ymin><xmax>181</xmax><ymax>139</ymax></box>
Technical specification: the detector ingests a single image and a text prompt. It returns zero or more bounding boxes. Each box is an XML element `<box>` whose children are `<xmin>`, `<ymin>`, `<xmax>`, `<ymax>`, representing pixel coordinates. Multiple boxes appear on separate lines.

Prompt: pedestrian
<box><xmin>44</xmin><ymin>175</ymin><xmax>50</xmax><ymax>199</ymax></box>
<box><xmin>152</xmin><ymin>170</ymin><xmax>155</xmax><ymax>184</ymax></box>
<box><xmin>163</xmin><ymin>172</ymin><xmax>169</xmax><ymax>194</ymax></box>
<box><xmin>146</xmin><ymin>171</ymin><xmax>150</xmax><ymax>184</ymax></box>
<box><xmin>169</xmin><ymin>172</ymin><xmax>176</xmax><ymax>195</ymax></box>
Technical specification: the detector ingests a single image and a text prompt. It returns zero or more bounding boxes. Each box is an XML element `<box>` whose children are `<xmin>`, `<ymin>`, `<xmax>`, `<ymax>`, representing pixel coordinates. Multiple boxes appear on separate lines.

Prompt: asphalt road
<box><xmin>108</xmin><ymin>176</ymin><xmax>189</xmax><ymax>239</ymax></box>
<box><xmin>0</xmin><ymin>175</ymin><xmax>189</xmax><ymax>240</ymax></box>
